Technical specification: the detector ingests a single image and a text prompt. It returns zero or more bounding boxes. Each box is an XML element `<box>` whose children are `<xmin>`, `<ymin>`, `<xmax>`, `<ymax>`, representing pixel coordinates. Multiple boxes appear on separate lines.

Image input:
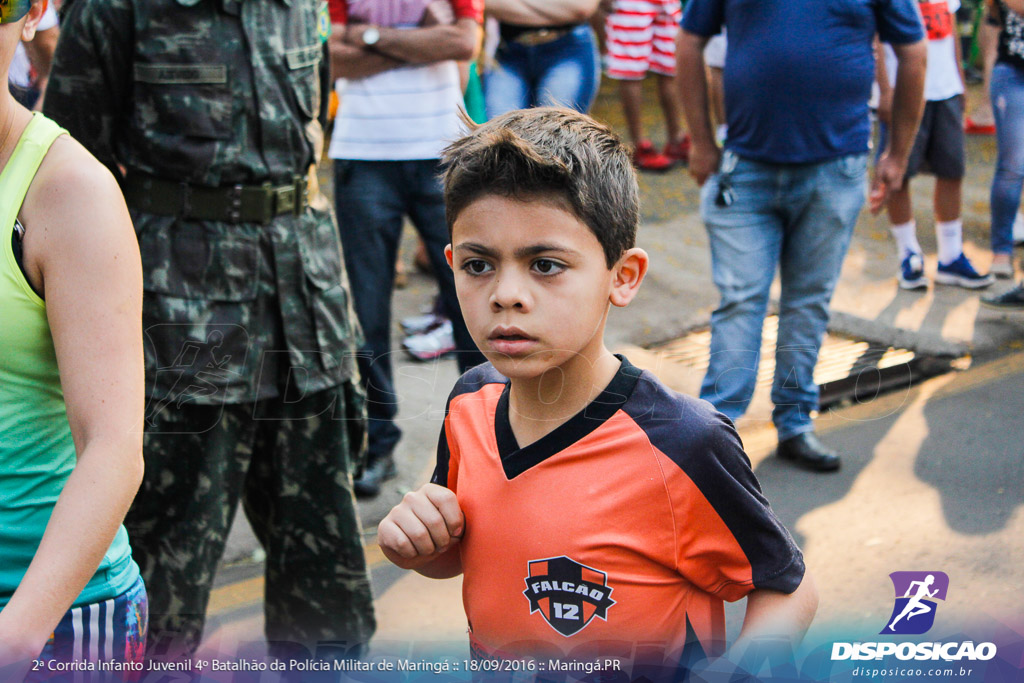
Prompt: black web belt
<box><xmin>123</xmin><ymin>173</ymin><xmax>308</xmax><ymax>224</ymax></box>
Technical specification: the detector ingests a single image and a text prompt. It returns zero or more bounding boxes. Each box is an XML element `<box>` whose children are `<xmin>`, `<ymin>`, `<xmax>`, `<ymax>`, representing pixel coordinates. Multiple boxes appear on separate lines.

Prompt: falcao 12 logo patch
<box><xmin>523</xmin><ymin>556</ymin><xmax>616</xmax><ymax>636</ymax></box>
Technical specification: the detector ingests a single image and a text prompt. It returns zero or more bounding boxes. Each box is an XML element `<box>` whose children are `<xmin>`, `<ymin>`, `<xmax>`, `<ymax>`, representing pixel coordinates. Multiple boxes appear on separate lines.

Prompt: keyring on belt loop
<box><xmin>720</xmin><ymin>149</ymin><xmax>738</xmax><ymax>175</ymax></box>
<box><xmin>715</xmin><ymin>150</ymin><xmax>737</xmax><ymax>208</ymax></box>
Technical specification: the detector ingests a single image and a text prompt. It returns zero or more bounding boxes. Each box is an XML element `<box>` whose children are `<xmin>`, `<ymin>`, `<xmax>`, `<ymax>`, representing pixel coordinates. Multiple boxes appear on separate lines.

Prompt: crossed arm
<box><xmin>329</xmin><ymin>13</ymin><xmax>480</xmax><ymax>80</ymax></box>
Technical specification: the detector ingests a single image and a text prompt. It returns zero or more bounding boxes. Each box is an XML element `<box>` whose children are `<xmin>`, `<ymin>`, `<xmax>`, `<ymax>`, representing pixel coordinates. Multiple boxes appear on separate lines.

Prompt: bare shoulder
<box><xmin>19</xmin><ymin>132</ymin><xmax>137</xmax><ymax>286</ymax></box>
<box><xmin>21</xmin><ymin>133</ymin><xmax>134</xmax><ymax>253</ymax></box>
<box><xmin>25</xmin><ymin>133</ymin><xmax>125</xmax><ymax>221</ymax></box>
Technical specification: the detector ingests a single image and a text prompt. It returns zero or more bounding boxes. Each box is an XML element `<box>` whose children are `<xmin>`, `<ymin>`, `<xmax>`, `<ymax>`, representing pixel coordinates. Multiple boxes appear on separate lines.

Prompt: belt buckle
<box><xmin>515</xmin><ymin>28</ymin><xmax>558</xmax><ymax>46</ymax></box>
<box><xmin>275</xmin><ymin>185</ymin><xmax>296</xmax><ymax>216</ymax></box>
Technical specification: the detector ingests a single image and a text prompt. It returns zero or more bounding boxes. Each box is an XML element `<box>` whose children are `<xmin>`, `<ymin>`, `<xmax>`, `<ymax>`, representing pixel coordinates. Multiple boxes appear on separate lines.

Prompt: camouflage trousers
<box><xmin>125</xmin><ymin>382</ymin><xmax>375</xmax><ymax>661</ymax></box>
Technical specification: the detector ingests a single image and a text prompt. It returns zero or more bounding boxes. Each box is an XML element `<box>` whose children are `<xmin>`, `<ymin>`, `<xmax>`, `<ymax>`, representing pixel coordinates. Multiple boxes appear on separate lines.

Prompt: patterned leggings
<box><xmin>28</xmin><ymin>576</ymin><xmax>147</xmax><ymax>681</ymax></box>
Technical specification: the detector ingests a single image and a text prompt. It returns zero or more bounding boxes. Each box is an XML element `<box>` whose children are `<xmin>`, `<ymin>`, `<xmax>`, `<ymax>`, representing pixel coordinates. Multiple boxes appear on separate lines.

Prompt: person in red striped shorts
<box><xmin>605</xmin><ymin>0</ymin><xmax>691</xmax><ymax>171</ymax></box>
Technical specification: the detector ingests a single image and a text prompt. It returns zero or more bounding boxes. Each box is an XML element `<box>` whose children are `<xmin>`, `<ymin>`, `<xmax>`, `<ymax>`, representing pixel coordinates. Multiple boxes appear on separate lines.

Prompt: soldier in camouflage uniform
<box><xmin>43</xmin><ymin>0</ymin><xmax>375</xmax><ymax>661</ymax></box>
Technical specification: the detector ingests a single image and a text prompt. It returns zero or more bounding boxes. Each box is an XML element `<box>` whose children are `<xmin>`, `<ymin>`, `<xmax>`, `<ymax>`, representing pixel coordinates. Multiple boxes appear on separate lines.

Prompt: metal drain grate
<box><xmin>651</xmin><ymin>316</ymin><xmax>960</xmax><ymax>408</ymax></box>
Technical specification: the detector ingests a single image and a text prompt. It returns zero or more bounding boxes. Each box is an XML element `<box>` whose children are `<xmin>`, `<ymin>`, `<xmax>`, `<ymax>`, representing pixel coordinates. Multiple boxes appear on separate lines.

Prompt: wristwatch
<box><xmin>362</xmin><ymin>26</ymin><xmax>380</xmax><ymax>47</ymax></box>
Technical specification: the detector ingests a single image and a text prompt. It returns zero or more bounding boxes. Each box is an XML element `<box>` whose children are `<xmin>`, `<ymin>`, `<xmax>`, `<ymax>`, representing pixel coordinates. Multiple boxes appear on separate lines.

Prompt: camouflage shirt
<box><xmin>44</xmin><ymin>0</ymin><xmax>360</xmax><ymax>407</ymax></box>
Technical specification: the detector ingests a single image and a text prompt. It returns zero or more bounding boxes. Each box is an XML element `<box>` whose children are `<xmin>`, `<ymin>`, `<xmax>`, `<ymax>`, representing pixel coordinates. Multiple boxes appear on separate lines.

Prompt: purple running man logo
<box><xmin>881</xmin><ymin>571</ymin><xmax>950</xmax><ymax>635</ymax></box>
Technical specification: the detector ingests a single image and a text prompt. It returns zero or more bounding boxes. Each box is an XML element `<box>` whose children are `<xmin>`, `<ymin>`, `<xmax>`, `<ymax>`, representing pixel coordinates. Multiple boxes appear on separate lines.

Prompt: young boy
<box><xmin>377</xmin><ymin>107</ymin><xmax>817</xmax><ymax>674</ymax></box>
<box><xmin>876</xmin><ymin>0</ymin><xmax>995</xmax><ymax>289</ymax></box>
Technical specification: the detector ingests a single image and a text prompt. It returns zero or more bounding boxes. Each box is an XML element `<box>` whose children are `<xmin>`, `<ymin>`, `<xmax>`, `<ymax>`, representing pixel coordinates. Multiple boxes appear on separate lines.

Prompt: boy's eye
<box><xmin>463</xmin><ymin>259</ymin><xmax>493</xmax><ymax>275</ymax></box>
<box><xmin>532</xmin><ymin>259</ymin><xmax>565</xmax><ymax>275</ymax></box>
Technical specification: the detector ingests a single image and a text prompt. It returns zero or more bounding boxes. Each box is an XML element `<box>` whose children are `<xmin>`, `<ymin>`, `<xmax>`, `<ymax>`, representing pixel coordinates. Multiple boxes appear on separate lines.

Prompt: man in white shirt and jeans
<box><xmin>328</xmin><ymin>0</ymin><xmax>485</xmax><ymax>497</ymax></box>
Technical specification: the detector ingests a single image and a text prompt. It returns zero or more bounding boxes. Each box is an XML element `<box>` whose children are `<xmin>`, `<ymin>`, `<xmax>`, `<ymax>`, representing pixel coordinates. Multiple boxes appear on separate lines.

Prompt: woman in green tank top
<box><xmin>0</xmin><ymin>0</ymin><xmax>147</xmax><ymax>675</ymax></box>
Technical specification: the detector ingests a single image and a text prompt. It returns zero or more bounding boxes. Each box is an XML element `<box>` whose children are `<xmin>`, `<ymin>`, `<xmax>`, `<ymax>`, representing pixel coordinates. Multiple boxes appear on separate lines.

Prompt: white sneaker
<box><xmin>1014</xmin><ymin>212</ymin><xmax>1024</xmax><ymax>246</ymax></box>
<box><xmin>402</xmin><ymin>319</ymin><xmax>455</xmax><ymax>361</ymax></box>
<box><xmin>898</xmin><ymin>252</ymin><xmax>928</xmax><ymax>290</ymax></box>
<box><xmin>400</xmin><ymin>311</ymin><xmax>445</xmax><ymax>336</ymax></box>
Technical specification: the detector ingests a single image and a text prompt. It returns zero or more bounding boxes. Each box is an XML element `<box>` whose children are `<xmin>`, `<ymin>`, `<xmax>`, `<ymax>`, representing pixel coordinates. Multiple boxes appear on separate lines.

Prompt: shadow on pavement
<box><xmin>752</xmin><ymin>411</ymin><xmax>903</xmax><ymax>549</ymax></box>
<box><xmin>915</xmin><ymin>370</ymin><xmax>1024</xmax><ymax>535</ymax></box>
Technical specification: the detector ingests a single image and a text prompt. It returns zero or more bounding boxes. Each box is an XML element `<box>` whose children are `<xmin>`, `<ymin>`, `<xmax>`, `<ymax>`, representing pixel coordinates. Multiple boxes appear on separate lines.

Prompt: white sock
<box><xmin>936</xmin><ymin>218</ymin><xmax>963</xmax><ymax>265</ymax></box>
<box><xmin>890</xmin><ymin>220</ymin><xmax>922</xmax><ymax>259</ymax></box>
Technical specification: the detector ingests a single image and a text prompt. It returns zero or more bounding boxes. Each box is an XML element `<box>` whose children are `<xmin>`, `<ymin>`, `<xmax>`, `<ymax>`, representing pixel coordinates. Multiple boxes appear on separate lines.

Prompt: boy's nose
<box><xmin>490</xmin><ymin>273</ymin><xmax>530</xmax><ymax>311</ymax></box>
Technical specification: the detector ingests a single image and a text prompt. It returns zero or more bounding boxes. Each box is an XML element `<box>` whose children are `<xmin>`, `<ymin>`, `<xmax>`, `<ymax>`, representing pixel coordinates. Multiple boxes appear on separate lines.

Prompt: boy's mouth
<box><xmin>488</xmin><ymin>326</ymin><xmax>534</xmax><ymax>342</ymax></box>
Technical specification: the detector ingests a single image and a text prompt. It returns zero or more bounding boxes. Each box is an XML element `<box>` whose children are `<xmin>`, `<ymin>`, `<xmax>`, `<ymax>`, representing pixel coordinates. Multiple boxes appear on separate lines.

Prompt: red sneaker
<box><xmin>633</xmin><ymin>140</ymin><xmax>673</xmax><ymax>172</ymax></box>
<box><xmin>663</xmin><ymin>135</ymin><xmax>692</xmax><ymax>164</ymax></box>
<box><xmin>964</xmin><ymin>117</ymin><xmax>996</xmax><ymax>135</ymax></box>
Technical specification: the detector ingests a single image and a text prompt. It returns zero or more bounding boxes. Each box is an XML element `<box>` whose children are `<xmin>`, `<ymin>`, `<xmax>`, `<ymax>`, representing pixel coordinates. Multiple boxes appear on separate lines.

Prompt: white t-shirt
<box><xmin>703</xmin><ymin>31</ymin><xmax>726</xmax><ymax>69</ymax></box>
<box><xmin>9</xmin><ymin>4</ymin><xmax>59</xmax><ymax>89</ymax></box>
<box><xmin>883</xmin><ymin>0</ymin><xmax>962</xmax><ymax>102</ymax></box>
<box><xmin>328</xmin><ymin>60</ymin><xmax>465</xmax><ymax>161</ymax></box>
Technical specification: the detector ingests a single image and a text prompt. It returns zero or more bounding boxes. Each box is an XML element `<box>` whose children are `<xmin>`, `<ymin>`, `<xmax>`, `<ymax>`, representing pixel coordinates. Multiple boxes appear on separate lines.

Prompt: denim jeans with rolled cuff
<box><xmin>698</xmin><ymin>151</ymin><xmax>867</xmax><ymax>441</ymax></box>
<box><xmin>485</xmin><ymin>23</ymin><xmax>601</xmax><ymax>118</ymax></box>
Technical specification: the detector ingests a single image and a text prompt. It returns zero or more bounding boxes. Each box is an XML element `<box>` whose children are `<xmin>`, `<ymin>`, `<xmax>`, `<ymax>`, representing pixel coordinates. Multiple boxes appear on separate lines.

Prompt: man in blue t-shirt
<box><xmin>678</xmin><ymin>0</ymin><xmax>926</xmax><ymax>472</ymax></box>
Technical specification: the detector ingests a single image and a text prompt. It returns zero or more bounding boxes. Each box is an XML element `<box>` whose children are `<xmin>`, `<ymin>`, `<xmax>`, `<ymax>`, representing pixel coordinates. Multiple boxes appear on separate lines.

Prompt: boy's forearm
<box><xmin>382</xmin><ymin>544</ymin><xmax>463</xmax><ymax>579</ymax></box>
<box><xmin>887</xmin><ymin>40</ymin><xmax>927</xmax><ymax>162</ymax></box>
<box><xmin>731</xmin><ymin>572</ymin><xmax>819</xmax><ymax>658</ymax></box>
<box><xmin>415</xmin><ymin>547</ymin><xmax>464</xmax><ymax>579</ymax></box>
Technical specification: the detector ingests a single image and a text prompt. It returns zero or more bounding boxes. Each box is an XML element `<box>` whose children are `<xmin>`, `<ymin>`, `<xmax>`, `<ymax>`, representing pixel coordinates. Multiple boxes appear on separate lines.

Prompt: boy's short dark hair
<box><xmin>441</xmin><ymin>107</ymin><xmax>640</xmax><ymax>269</ymax></box>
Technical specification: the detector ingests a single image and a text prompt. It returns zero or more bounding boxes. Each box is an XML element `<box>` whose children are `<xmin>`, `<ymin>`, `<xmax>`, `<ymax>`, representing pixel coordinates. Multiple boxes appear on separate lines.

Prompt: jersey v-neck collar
<box><xmin>494</xmin><ymin>355</ymin><xmax>643</xmax><ymax>479</ymax></box>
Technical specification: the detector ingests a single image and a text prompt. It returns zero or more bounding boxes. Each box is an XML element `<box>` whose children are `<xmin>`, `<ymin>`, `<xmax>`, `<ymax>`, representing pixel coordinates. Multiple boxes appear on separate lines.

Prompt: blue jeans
<box><xmin>485</xmin><ymin>24</ymin><xmax>601</xmax><ymax>117</ymax></box>
<box><xmin>333</xmin><ymin>159</ymin><xmax>485</xmax><ymax>459</ymax></box>
<box><xmin>698</xmin><ymin>151</ymin><xmax>867</xmax><ymax>441</ymax></box>
<box><xmin>990</xmin><ymin>62</ymin><xmax>1024</xmax><ymax>256</ymax></box>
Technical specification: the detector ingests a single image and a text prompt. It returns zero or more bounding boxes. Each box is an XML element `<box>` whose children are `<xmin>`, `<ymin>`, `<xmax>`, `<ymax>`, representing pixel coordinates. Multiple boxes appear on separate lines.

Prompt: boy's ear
<box><xmin>609</xmin><ymin>247</ymin><xmax>648</xmax><ymax>308</ymax></box>
<box><xmin>445</xmin><ymin>244</ymin><xmax>454</xmax><ymax>270</ymax></box>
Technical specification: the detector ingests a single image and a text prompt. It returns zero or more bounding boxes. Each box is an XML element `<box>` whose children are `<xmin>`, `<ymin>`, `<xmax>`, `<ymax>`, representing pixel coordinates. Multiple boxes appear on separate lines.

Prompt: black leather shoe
<box><xmin>776</xmin><ymin>432</ymin><xmax>841</xmax><ymax>472</ymax></box>
<box><xmin>354</xmin><ymin>454</ymin><xmax>398</xmax><ymax>498</ymax></box>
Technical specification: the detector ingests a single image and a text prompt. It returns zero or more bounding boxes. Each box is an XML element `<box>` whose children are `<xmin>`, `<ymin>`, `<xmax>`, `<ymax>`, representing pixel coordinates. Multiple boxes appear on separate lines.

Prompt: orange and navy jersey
<box><xmin>431</xmin><ymin>356</ymin><xmax>804</xmax><ymax>669</ymax></box>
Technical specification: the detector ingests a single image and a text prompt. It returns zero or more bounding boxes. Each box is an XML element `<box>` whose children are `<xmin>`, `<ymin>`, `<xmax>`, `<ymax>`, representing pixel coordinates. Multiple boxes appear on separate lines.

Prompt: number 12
<box><xmin>552</xmin><ymin>603</ymin><xmax>580</xmax><ymax>620</ymax></box>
